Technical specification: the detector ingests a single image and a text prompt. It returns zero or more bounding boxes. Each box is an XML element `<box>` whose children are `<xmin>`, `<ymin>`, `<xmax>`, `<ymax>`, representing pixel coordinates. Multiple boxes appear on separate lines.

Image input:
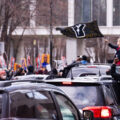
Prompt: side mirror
<box><xmin>83</xmin><ymin>110</ymin><xmax>93</xmax><ymax>120</ymax></box>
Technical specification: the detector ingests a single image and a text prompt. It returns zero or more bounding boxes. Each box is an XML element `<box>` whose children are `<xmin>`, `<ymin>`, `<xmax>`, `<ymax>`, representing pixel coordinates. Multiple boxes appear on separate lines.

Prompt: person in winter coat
<box><xmin>105</xmin><ymin>38</ymin><xmax>120</xmax><ymax>65</ymax></box>
<box><xmin>110</xmin><ymin>57</ymin><xmax>120</xmax><ymax>81</ymax></box>
<box><xmin>27</xmin><ymin>65</ymin><xmax>34</xmax><ymax>75</ymax></box>
<box><xmin>80</xmin><ymin>55</ymin><xmax>88</xmax><ymax>65</ymax></box>
<box><xmin>14</xmin><ymin>67</ymin><xmax>25</xmax><ymax>76</ymax></box>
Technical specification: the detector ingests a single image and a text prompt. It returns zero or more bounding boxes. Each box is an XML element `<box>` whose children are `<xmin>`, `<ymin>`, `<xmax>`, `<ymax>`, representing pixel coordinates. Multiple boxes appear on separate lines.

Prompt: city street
<box><xmin>0</xmin><ymin>0</ymin><xmax>120</xmax><ymax>119</ymax></box>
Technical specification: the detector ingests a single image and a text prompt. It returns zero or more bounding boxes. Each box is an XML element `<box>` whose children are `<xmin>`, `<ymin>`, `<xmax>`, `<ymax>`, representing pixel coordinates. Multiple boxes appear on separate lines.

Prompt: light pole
<box><xmin>49</xmin><ymin>0</ymin><xmax>53</xmax><ymax>68</ymax></box>
<box><xmin>33</xmin><ymin>39</ymin><xmax>36</xmax><ymax>67</ymax></box>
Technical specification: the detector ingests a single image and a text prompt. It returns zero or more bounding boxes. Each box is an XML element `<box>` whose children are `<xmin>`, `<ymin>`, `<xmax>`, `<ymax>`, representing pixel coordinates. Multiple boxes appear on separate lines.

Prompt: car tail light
<box><xmin>83</xmin><ymin>106</ymin><xmax>112</xmax><ymax>118</ymax></box>
<box><xmin>62</xmin><ymin>81</ymin><xmax>72</xmax><ymax>85</ymax></box>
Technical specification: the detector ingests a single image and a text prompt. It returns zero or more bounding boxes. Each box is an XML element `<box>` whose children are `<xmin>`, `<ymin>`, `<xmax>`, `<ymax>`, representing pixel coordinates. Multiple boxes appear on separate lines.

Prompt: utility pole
<box><xmin>50</xmin><ymin>0</ymin><xmax>53</xmax><ymax>68</ymax></box>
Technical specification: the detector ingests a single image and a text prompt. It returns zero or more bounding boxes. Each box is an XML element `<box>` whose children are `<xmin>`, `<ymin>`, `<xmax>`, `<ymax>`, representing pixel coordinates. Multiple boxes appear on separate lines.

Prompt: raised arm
<box><xmin>105</xmin><ymin>39</ymin><xmax>118</xmax><ymax>49</ymax></box>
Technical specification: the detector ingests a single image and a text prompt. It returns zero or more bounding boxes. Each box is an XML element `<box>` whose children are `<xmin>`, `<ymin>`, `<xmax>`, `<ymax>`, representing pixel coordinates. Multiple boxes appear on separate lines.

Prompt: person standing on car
<box><xmin>105</xmin><ymin>38</ymin><xmax>120</xmax><ymax>65</ymax></box>
<box><xmin>111</xmin><ymin>57</ymin><xmax>120</xmax><ymax>80</ymax></box>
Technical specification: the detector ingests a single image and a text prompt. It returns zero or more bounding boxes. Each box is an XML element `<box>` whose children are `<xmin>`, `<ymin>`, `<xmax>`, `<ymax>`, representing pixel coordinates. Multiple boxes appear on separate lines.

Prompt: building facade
<box><xmin>9</xmin><ymin>0</ymin><xmax>120</xmax><ymax>64</ymax></box>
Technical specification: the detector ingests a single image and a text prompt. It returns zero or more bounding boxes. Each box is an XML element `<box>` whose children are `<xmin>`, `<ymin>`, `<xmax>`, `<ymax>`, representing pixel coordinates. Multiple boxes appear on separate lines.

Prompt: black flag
<box><xmin>56</xmin><ymin>20</ymin><xmax>104</xmax><ymax>39</ymax></box>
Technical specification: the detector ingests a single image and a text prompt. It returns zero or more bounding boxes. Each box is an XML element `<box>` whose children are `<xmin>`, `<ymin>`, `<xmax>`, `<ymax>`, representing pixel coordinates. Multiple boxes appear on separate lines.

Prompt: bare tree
<box><xmin>0</xmin><ymin>0</ymin><xmax>34</xmax><ymax>61</ymax></box>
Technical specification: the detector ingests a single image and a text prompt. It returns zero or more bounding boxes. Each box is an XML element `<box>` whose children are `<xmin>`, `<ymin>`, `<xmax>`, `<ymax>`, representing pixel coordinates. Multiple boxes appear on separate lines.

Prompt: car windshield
<box><xmin>59</xmin><ymin>85</ymin><xmax>104</xmax><ymax>109</ymax></box>
<box><xmin>67</xmin><ymin>66</ymin><xmax>110</xmax><ymax>78</ymax></box>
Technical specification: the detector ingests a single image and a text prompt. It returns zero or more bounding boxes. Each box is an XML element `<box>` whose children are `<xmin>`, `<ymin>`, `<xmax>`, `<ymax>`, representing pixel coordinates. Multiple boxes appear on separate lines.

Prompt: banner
<box><xmin>14</xmin><ymin>63</ymin><xmax>21</xmax><ymax>71</ymax></box>
<box><xmin>61</xmin><ymin>56</ymin><xmax>67</xmax><ymax>67</ymax></box>
<box><xmin>36</xmin><ymin>55</ymin><xmax>41</xmax><ymax>70</ymax></box>
<box><xmin>21</xmin><ymin>58</ymin><xmax>27</xmax><ymax>71</ymax></box>
<box><xmin>56</xmin><ymin>20</ymin><xmax>104</xmax><ymax>39</ymax></box>
<box><xmin>10</xmin><ymin>57</ymin><xmax>15</xmax><ymax>70</ymax></box>
<box><xmin>0</xmin><ymin>42</ymin><xmax>4</xmax><ymax>54</ymax></box>
<box><xmin>27</xmin><ymin>56</ymin><xmax>31</xmax><ymax>66</ymax></box>
<box><xmin>0</xmin><ymin>55</ymin><xmax>6</xmax><ymax>69</ymax></box>
<box><xmin>41</xmin><ymin>54</ymin><xmax>50</xmax><ymax>64</ymax></box>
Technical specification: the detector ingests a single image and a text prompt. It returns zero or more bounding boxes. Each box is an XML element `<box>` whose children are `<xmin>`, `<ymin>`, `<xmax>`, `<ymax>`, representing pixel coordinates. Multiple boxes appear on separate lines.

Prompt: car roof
<box><xmin>12</xmin><ymin>74</ymin><xmax>49</xmax><ymax>80</ymax></box>
<box><xmin>0</xmin><ymin>80</ymin><xmax>64</xmax><ymax>93</ymax></box>
<box><xmin>72</xmin><ymin>64</ymin><xmax>110</xmax><ymax>69</ymax></box>
<box><xmin>68</xmin><ymin>62</ymin><xmax>111</xmax><ymax>67</ymax></box>
<box><xmin>45</xmin><ymin>75</ymin><xmax>114</xmax><ymax>85</ymax></box>
<box><xmin>78</xmin><ymin>64</ymin><xmax>110</xmax><ymax>67</ymax></box>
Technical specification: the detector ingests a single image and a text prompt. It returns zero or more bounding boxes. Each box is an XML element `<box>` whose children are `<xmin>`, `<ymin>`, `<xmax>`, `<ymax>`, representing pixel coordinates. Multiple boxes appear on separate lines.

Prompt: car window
<box><xmin>59</xmin><ymin>86</ymin><xmax>104</xmax><ymax>109</ymax></box>
<box><xmin>0</xmin><ymin>94</ymin><xmax>2</xmax><ymax>118</ymax></box>
<box><xmin>116</xmin><ymin>66</ymin><xmax>120</xmax><ymax>74</ymax></box>
<box><xmin>18</xmin><ymin>77</ymin><xmax>44</xmax><ymax>80</ymax></box>
<box><xmin>14</xmin><ymin>76</ymin><xmax>44</xmax><ymax>80</ymax></box>
<box><xmin>102</xmin><ymin>85</ymin><xmax>115</xmax><ymax>105</ymax></box>
<box><xmin>54</xmin><ymin>92</ymin><xmax>79</xmax><ymax>120</ymax></box>
<box><xmin>10</xmin><ymin>90</ymin><xmax>57</xmax><ymax>119</ymax></box>
<box><xmin>111</xmin><ymin>83</ymin><xmax>120</xmax><ymax>106</ymax></box>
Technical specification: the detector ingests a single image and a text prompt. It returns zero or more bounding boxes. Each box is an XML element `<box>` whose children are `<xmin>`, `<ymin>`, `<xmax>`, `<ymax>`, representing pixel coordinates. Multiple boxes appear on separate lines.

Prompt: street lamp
<box><xmin>49</xmin><ymin>0</ymin><xmax>53</xmax><ymax>68</ymax></box>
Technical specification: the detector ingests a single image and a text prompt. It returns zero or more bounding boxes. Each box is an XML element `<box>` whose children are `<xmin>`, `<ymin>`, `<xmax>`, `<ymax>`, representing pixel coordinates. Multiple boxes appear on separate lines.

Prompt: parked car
<box><xmin>45</xmin><ymin>76</ymin><xmax>120</xmax><ymax>120</ymax></box>
<box><xmin>0</xmin><ymin>80</ymin><xmax>81</xmax><ymax>120</ymax></box>
<box><xmin>66</xmin><ymin>64</ymin><xmax>111</xmax><ymax>78</ymax></box>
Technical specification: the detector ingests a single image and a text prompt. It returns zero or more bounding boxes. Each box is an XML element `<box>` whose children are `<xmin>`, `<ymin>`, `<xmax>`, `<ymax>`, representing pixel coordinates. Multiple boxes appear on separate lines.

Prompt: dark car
<box><xmin>45</xmin><ymin>77</ymin><xmax>120</xmax><ymax>120</ymax></box>
<box><xmin>0</xmin><ymin>80</ymin><xmax>81</xmax><ymax>120</ymax></box>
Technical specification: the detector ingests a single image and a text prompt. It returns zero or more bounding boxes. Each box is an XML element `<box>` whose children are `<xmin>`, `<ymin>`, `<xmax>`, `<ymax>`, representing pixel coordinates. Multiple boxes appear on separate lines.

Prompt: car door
<box><xmin>0</xmin><ymin>92</ymin><xmax>9</xmax><ymax>119</ymax></box>
<box><xmin>53</xmin><ymin>92</ymin><xmax>81</xmax><ymax>120</ymax></box>
<box><xmin>0</xmin><ymin>93</ymin><xmax>3</xmax><ymax>118</ymax></box>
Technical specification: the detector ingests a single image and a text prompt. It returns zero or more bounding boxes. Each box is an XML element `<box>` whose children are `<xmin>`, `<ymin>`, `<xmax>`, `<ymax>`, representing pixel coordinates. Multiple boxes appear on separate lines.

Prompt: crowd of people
<box><xmin>1</xmin><ymin>37</ymin><xmax>120</xmax><ymax>81</ymax></box>
<box><xmin>0</xmin><ymin>53</ymin><xmax>90</xmax><ymax>80</ymax></box>
<box><xmin>0</xmin><ymin>54</ymin><xmax>51</xmax><ymax>80</ymax></box>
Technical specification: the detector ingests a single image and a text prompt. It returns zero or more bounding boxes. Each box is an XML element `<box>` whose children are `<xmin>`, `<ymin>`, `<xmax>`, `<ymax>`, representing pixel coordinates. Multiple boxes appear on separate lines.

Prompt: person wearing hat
<box><xmin>27</xmin><ymin>65</ymin><xmax>34</xmax><ymax>75</ymax></box>
<box><xmin>80</xmin><ymin>55</ymin><xmax>88</xmax><ymax>64</ymax></box>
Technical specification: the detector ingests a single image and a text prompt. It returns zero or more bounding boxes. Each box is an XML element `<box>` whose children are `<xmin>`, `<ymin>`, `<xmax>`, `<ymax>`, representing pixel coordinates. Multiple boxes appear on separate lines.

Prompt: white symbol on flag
<box><xmin>72</xmin><ymin>24</ymin><xmax>86</xmax><ymax>38</ymax></box>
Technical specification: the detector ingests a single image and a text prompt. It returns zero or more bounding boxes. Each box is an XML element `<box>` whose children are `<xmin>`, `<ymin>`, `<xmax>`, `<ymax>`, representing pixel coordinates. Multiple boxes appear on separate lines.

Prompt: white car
<box><xmin>12</xmin><ymin>74</ymin><xmax>49</xmax><ymax>80</ymax></box>
<box><xmin>67</xmin><ymin>64</ymin><xmax>111</xmax><ymax>78</ymax></box>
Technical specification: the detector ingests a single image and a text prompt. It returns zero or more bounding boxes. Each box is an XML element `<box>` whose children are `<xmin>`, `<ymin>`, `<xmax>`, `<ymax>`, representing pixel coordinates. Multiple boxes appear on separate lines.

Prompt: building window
<box><xmin>75</xmin><ymin>0</ymin><xmax>106</xmax><ymax>26</ymax></box>
<box><xmin>36</xmin><ymin>0</ymin><xmax>68</xmax><ymax>26</ymax></box>
<box><xmin>113</xmin><ymin>0</ymin><xmax>120</xmax><ymax>26</ymax></box>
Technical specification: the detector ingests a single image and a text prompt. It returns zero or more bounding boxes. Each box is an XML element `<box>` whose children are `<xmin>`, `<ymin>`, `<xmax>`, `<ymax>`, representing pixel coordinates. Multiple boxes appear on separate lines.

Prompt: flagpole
<box><xmin>50</xmin><ymin>0</ymin><xmax>53</xmax><ymax>68</ymax></box>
